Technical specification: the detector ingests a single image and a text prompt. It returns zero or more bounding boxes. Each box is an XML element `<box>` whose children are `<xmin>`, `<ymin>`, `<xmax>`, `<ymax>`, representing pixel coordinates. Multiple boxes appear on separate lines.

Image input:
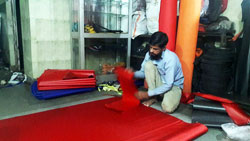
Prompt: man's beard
<box><xmin>150</xmin><ymin>52</ymin><xmax>162</xmax><ymax>60</ymax></box>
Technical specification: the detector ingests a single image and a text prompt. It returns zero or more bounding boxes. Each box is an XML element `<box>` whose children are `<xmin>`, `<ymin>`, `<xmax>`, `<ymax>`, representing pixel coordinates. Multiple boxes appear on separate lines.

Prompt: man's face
<box><xmin>149</xmin><ymin>45</ymin><xmax>163</xmax><ymax>60</ymax></box>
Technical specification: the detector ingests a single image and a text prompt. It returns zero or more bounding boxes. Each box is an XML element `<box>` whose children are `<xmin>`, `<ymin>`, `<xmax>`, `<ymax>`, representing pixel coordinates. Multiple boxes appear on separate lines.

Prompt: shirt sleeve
<box><xmin>148</xmin><ymin>58</ymin><xmax>176</xmax><ymax>96</ymax></box>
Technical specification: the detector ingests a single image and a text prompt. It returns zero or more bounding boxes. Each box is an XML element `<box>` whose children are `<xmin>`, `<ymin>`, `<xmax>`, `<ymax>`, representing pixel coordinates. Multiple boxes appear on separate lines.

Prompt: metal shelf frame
<box><xmin>71</xmin><ymin>0</ymin><xmax>132</xmax><ymax>70</ymax></box>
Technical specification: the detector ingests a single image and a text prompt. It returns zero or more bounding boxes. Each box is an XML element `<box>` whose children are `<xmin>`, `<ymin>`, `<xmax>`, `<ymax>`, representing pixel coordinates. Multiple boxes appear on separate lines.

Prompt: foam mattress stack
<box><xmin>31</xmin><ymin>69</ymin><xmax>96</xmax><ymax>99</ymax></box>
<box><xmin>192</xmin><ymin>96</ymin><xmax>233</xmax><ymax>127</ymax></box>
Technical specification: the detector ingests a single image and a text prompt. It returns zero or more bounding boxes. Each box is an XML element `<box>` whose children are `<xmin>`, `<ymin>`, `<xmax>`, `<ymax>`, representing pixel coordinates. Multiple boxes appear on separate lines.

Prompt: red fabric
<box><xmin>159</xmin><ymin>0</ymin><xmax>177</xmax><ymax>52</ymax></box>
<box><xmin>180</xmin><ymin>92</ymin><xmax>195</xmax><ymax>104</ymax></box>
<box><xmin>0</xmin><ymin>98</ymin><xmax>208</xmax><ymax>141</ymax></box>
<box><xmin>38</xmin><ymin>69</ymin><xmax>95</xmax><ymax>83</ymax></box>
<box><xmin>221</xmin><ymin>0</ymin><xmax>228</xmax><ymax>13</ymax></box>
<box><xmin>222</xmin><ymin>103</ymin><xmax>250</xmax><ymax>125</ymax></box>
<box><xmin>37</xmin><ymin>69</ymin><xmax>96</xmax><ymax>90</ymax></box>
<box><xmin>39</xmin><ymin>78</ymin><xmax>96</xmax><ymax>86</ymax></box>
<box><xmin>199</xmin><ymin>24</ymin><xmax>206</xmax><ymax>32</ymax></box>
<box><xmin>63</xmin><ymin>71</ymin><xmax>94</xmax><ymax>80</ymax></box>
<box><xmin>181</xmin><ymin>92</ymin><xmax>250</xmax><ymax>125</ymax></box>
<box><xmin>38</xmin><ymin>85</ymin><xmax>96</xmax><ymax>91</ymax></box>
<box><xmin>105</xmin><ymin>67</ymin><xmax>140</xmax><ymax>111</ymax></box>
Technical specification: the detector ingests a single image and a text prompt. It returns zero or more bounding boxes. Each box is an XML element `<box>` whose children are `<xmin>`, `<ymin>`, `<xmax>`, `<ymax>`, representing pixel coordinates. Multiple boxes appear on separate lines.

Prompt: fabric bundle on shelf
<box><xmin>31</xmin><ymin>69</ymin><xmax>97</xmax><ymax>99</ymax></box>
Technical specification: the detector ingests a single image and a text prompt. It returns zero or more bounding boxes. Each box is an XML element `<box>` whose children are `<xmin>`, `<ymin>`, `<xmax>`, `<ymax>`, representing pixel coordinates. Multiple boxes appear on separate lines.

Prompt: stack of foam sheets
<box><xmin>31</xmin><ymin>69</ymin><xmax>96</xmax><ymax>99</ymax></box>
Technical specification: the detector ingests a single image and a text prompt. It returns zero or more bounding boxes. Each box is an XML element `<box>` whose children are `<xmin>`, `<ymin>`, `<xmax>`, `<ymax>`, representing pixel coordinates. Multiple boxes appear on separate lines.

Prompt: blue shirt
<box><xmin>134</xmin><ymin>49</ymin><xmax>184</xmax><ymax>96</ymax></box>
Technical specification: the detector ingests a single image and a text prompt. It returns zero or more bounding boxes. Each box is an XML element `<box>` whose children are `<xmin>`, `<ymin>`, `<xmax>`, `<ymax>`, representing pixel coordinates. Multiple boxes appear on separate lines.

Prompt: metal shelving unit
<box><xmin>71</xmin><ymin>0</ymin><xmax>132</xmax><ymax>74</ymax></box>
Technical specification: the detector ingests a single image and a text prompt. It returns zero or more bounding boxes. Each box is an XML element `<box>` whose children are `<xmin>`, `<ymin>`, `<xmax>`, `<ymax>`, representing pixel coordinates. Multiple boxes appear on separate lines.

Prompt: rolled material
<box><xmin>175</xmin><ymin>0</ymin><xmax>202</xmax><ymax>94</ymax></box>
<box><xmin>159</xmin><ymin>0</ymin><xmax>177</xmax><ymax>52</ymax></box>
<box><xmin>193</xmin><ymin>96</ymin><xmax>226</xmax><ymax>113</ymax></box>
<box><xmin>192</xmin><ymin>110</ymin><xmax>233</xmax><ymax>127</ymax></box>
<box><xmin>194</xmin><ymin>93</ymin><xmax>250</xmax><ymax>126</ymax></box>
<box><xmin>37</xmin><ymin>69</ymin><xmax>96</xmax><ymax>90</ymax></box>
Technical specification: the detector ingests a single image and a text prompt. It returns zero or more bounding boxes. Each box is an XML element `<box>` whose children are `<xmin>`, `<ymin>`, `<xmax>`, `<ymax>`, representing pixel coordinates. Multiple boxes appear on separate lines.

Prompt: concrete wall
<box><xmin>0</xmin><ymin>0</ymin><xmax>18</xmax><ymax>69</ymax></box>
<box><xmin>0</xmin><ymin>3</ymin><xmax>9</xmax><ymax>65</ymax></box>
<box><xmin>20</xmin><ymin>0</ymin><xmax>72</xmax><ymax>78</ymax></box>
<box><xmin>6</xmin><ymin>1</ymin><xmax>19</xmax><ymax>69</ymax></box>
<box><xmin>20</xmin><ymin>0</ymin><xmax>32</xmax><ymax>77</ymax></box>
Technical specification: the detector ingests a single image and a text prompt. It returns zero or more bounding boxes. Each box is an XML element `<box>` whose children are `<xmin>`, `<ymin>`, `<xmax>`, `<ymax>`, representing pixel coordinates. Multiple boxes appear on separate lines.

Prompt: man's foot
<box><xmin>142</xmin><ymin>98</ymin><xmax>157</xmax><ymax>107</ymax></box>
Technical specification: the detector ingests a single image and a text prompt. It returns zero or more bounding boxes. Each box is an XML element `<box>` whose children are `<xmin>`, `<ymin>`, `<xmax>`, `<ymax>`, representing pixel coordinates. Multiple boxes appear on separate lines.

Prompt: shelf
<box><xmin>198</xmin><ymin>31</ymin><xmax>234</xmax><ymax>47</ymax></box>
<box><xmin>131</xmin><ymin>55</ymin><xmax>144</xmax><ymax>59</ymax></box>
<box><xmin>85</xmin><ymin>0</ymin><xmax>128</xmax><ymax>5</ymax></box>
<box><xmin>198</xmin><ymin>31</ymin><xmax>234</xmax><ymax>38</ymax></box>
<box><xmin>83</xmin><ymin>33</ymin><xmax>130</xmax><ymax>38</ymax></box>
<box><xmin>71</xmin><ymin>0</ymin><xmax>132</xmax><ymax>70</ymax></box>
<box><xmin>72</xmin><ymin>32</ymin><xmax>130</xmax><ymax>39</ymax></box>
<box><xmin>84</xmin><ymin>11</ymin><xmax>128</xmax><ymax>17</ymax></box>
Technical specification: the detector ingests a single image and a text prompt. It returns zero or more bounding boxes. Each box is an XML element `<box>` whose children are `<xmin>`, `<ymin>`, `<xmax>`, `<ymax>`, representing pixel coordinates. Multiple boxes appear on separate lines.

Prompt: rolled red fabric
<box><xmin>159</xmin><ymin>0</ymin><xmax>177</xmax><ymax>52</ymax></box>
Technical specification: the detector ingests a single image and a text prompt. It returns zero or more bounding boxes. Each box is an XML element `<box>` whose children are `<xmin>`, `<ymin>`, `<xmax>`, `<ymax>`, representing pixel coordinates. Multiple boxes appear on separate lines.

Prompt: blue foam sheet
<box><xmin>31</xmin><ymin>81</ymin><xmax>96</xmax><ymax>99</ymax></box>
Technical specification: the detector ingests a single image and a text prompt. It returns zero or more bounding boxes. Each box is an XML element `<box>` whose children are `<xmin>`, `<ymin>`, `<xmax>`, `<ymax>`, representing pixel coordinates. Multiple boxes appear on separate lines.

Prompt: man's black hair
<box><xmin>149</xmin><ymin>31</ymin><xmax>168</xmax><ymax>49</ymax></box>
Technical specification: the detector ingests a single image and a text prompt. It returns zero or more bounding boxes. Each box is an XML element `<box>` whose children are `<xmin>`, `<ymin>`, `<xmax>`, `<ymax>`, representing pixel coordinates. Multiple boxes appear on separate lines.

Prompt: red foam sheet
<box><xmin>105</xmin><ymin>67</ymin><xmax>140</xmax><ymax>111</ymax></box>
<box><xmin>0</xmin><ymin>98</ymin><xmax>208</xmax><ymax>141</ymax></box>
<box><xmin>38</xmin><ymin>69</ymin><xmax>95</xmax><ymax>84</ymax></box>
<box><xmin>38</xmin><ymin>69</ymin><xmax>95</xmax><ymax>80</ymax></box>
<box><xmin>38</xmin><ymin>79</ymin><xmax>96</xmax><ymax>86</ymax></box>
<box><xmin>38</xmin><ymin>85</ymin><xmax>96</xmax><ymax>91</ymax></box>
<box><xmin>37</xmin><ymin>69</ymin><xmax>96</xmax><ymax>90</ymax></box>
<box><xmin>159</xmin><ymin>0</ymin><xmax>177</xmax><ymax>52</ymax></box>
<box><xmin>222</xmin><ymin>103</ymin><xmax>250</xmax><ymax>125</ymax></box>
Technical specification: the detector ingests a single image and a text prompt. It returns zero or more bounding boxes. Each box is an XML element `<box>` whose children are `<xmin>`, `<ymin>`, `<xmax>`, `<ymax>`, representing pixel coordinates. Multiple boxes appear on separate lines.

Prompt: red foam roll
<box><xmin>159</xmin><ymin>0</ymin><xmax>177</xmax><ymax>52</ymax></box>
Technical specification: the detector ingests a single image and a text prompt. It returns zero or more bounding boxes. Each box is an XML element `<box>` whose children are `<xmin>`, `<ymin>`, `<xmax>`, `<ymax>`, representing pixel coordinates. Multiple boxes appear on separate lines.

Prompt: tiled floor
<box><xmin>0</xmin><ymin>81</ymin><xmax>231</xmax><ymax>141</ymax></box>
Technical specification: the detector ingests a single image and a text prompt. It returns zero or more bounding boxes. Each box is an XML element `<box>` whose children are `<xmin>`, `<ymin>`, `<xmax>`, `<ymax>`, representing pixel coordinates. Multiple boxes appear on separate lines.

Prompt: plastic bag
<box><xmin>200</xmin><ymin>0</ymin><xmax>209</xmax><ymax>17</ymax></box>
<box><xmin>221</xmin><ymin>123</ymin><xmax>250</xmax><ymax>141</ymax></box>
<box><xmin>145</xmin><ymin>0</ymin><xmax>161</xmax><ymax>34</ymax></box>
<box><xmin>132</xmin><ymin>11</ymin><xmax>148</xmax><ymax>39</ymax></box>
<box><xmin>132</xmin><ymin>0</ymin><xmax>146</xmax><ymax>12</ymax></box>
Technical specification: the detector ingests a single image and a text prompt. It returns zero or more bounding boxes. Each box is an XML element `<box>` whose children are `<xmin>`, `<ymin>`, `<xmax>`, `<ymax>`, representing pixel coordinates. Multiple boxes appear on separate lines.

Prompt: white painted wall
<box><xmin>20</xmin><ymin>0</ymin><xmax>72</xmax><ymax>78</ymax></box>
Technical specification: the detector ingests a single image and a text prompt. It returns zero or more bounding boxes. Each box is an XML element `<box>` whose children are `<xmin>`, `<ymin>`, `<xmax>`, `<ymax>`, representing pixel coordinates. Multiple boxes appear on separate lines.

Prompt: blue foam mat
<box><xmin>31</xmin><ymin>81</ymin><xmax>96</xmax><ymax>99</ymax></box>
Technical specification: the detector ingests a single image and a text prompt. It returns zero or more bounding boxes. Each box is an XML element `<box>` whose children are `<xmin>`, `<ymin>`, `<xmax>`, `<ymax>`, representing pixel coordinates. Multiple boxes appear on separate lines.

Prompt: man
<box><xmin>133</xmin><ymin>31</ymin><xmax>184</xmax><ymax>113</ymax></box>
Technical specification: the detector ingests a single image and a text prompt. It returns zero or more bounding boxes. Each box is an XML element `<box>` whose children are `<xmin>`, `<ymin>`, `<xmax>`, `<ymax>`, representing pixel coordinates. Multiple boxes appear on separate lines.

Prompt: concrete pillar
<box><xmin>20</xmin><ymin>0</ymin><xmax>72</xmax><ymax>78</ymax></box>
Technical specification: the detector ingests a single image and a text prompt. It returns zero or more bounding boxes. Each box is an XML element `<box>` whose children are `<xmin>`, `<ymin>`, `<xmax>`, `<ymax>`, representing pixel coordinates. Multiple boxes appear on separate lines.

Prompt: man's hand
<box><xmin>125</xmin><ymin>68</ymin><xmax>134</xmax><ymax>74</ymax></box>
<box><xmin>134</xmin><ymin>91</ymin><xmax>149</xmax><ymax>100</ymax></box>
